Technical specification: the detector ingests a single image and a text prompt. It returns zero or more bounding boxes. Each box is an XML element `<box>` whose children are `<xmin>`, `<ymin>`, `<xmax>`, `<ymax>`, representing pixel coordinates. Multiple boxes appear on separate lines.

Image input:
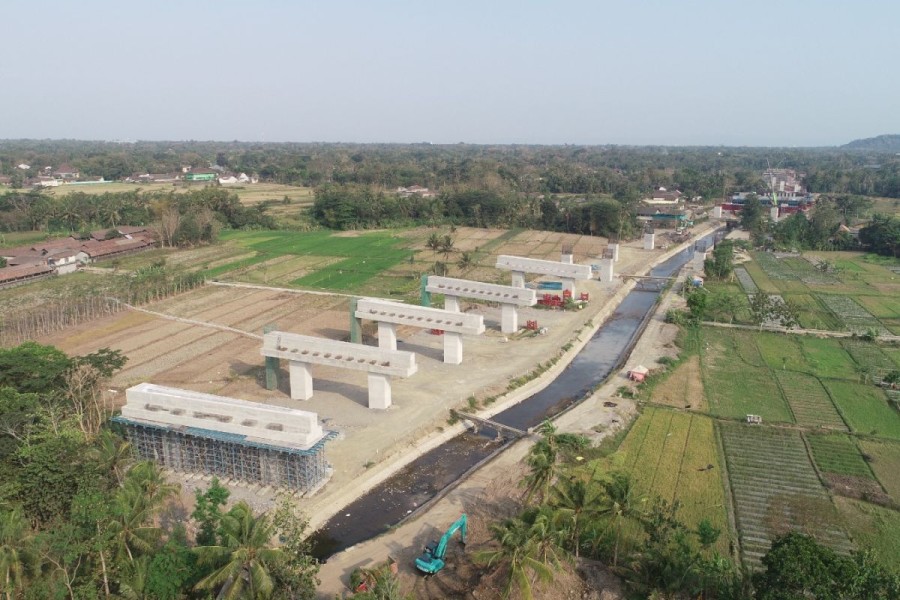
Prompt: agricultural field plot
<box><xmin>842</xmin><ymin>340</ymin><xmax>897</xmax><ymax>382</ymax></box>
<box><xmin>780</xmin><ymin>256</ymin><xmax>838</xmax><ymax>285</ymax></box>
<box><xmin>857</xmin><ymin>440</ymin><xmax>900</xmax><ymax>503</ymax></box>
<box><xmin>774</xmin><ymin>371</ymin><xmax>847</xmax><ymax>430</ymax></box>
<box><xmin>718</xmin><ymin>423</ymin><xmax>852</xmax><ymax>566</ymax></box>
<box><xmin>649</xmin><ymin>356</ymin><xmax>705</xmax><ymax>410</ymax></box>
<box><xmin>855</xmin><ymin>295</ymin><xmax>900</xmax><ymax>335</ymax></box>
<box><xmin>733</xmin><ymin>267</ymin><xmax>758</xmax><ymax>293</ymax></box>
<box><xmin>215</xmin><ymin>230</ymin><xmax>414</xmax><ymax>292</ymax></box>
<box><xmin>834</xmin><ymin>498</ymin><xmax>900</xmax><ymax>571</ymax></box>
<box><xmin>701</xmin><ymin>329</ymin><xmax>794</xmax><ymax>423</ymax></box>
<box><xmin>817</xmin><ymin>294</ymin><xmax>890</xmax><ymax>335</ymax></box>
<box><xmin>752</xmin><ymin>252</ymin><xmax>797</xmax><ymax>281</ymax></box>
<box><xmin>740</xmin><ymin>261</ymin><xmax>780</xmax><ymax>294</ymax></box>
<box><xmin>796</xmin><ymin>336</ymin><xmax>862</xmax><ymax>379</ymax></box>
<box><xmin>783</xmin><ymin>293</ymin><xmax>844</xmax><ymax>330</ymax></box>
<box><xmin>805</xmin><ymin>433</ymin><xmax>874</xmax><ymax>479</ymax></box>
<box><xmin>821</xmin><ymin>380</ymin><xmax>900</xmax><ymax>440</ymax></box>
<box><xmin>612</xmin><ymin>408</ymin><xmax>730</xmax><ymax>554</ymax></box>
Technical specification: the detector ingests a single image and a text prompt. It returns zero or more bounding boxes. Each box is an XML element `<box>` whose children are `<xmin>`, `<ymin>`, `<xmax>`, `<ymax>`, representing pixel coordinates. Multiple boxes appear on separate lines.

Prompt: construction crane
<box><xmin>415</xmin><ymin>514</ymin><xmax>467</xmax><ymax>575</ymax></box>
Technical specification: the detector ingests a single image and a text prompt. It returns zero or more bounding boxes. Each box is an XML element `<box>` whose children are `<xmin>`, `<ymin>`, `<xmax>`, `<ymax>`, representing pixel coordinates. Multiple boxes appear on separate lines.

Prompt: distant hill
<box><xmin>842</xmin><ymin>134</ymin><xmax>900</xmax><ymax>152</ymax></box>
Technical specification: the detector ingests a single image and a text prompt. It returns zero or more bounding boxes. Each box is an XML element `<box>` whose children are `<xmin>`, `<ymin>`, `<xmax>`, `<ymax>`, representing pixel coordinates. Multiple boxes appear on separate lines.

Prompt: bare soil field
<box><xmin>650</xmin><ymin>356</ymin><xmax>706</xmax><ymax>410</ymax></box>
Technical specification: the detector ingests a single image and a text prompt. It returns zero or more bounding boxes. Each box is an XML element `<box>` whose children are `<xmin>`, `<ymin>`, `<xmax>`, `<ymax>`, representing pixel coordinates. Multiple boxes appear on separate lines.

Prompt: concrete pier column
<box><xmin>510</xmin><ymin>270</ymin><xmax>525</xmax><ymax>288</ymax></box>
<box><xmin>561</xmin><ymin>252</ymin><xmax>574</xmax><ymax>264</ymax></box>
<box><xmin>367</xmin><ymin>373</ymin><xmax>392</xmax><ymax>409</ymax></box>
<box><xmin>561</xmin><ymin>278</ymin><xmax>575</xmax><ymax>296</ymax></box>
<box><xmin>501</xmin><ymin>303</ymin><xmax>518</xmax><ymax>333</ymax></box>
<box><xmin>444</xmin><ymin>295</ymin><xmax>460</xmax><ymax>313</ymax></box>
<box><xmin>444</xmin><ymin>332</ymin><xmax>463</xmax><ymax>364</ymax></box>
<box><xmin>712</xmin><ymin>206</ymin><xmax>723</xmax><ymax>219</ymax></box>
<box><xmin>643</xmin><ymin>233</ymin><xmax>656</xmax><ymax>250</ymax></box>
<box><xmin>378</xmin><ymin>321</ymin><xmax>397</xmax><ymax>351</ymax></box>
<box><xmin>769</xmin><ymin>206</ymin><xmax>779</xmax><ymax>223</ymax></box>
<box><xmin>598</xmin><ymin>258</ymin><xmax>614</xmax><ymax>283</ymax></box>
<box><xmin>609</xmin><ymin>243</ymin><xmax>619</xmax><ymax>261</ymax></box>
<box><xmin>288</xmin><ymin>361</ymin><xmax>313</xmax><ymax>400</ymax></box>
<box><xmin>693</xmin><ymin>251</ymin><xmax>706</xmax><ymax>270</ymax></box>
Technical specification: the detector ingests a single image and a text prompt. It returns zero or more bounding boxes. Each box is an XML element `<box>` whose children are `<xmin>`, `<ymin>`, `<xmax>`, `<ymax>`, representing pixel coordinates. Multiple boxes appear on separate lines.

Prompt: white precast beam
<box><xmin>355</xmin><ymin>298</ymin><xmax>484</xmax><ymax>335</ymax></box>
<box><xmin>496</xmin><ymin>255</ymin><xmax>591</xmax><ymax>280</ymax></box>
<box><xmin>122</xmin><ymin>383</ymin><xmax>324</xmax><ymax>449</ymax></box>
<box><xmin>262</xmin><ymin>332</ymin><xmax>417</xmax><ymax>378</ymax></box>
<box><xmin>426</xmin><ymin>276</ymin><xmax>536</xmax><ymax>307</ymax></box>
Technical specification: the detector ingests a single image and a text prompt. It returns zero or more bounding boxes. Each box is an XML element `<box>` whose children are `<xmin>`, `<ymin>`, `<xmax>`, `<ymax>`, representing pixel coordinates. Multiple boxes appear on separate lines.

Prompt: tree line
<box><xmin>0</xmin><ymin>187</ymin><xmax>275</xmax><ymax>245</ymax></box>
<box><xmin>311</xmin><ymin>183</ymin><xmax>642</xmax><ymax>238</ymax></box>
<box><xmin>4</xmin><ymin>140</ymin><xmax>900</xmax><ymax>199</ymax></box>
<box><xmin>0</xmin><ymin>341</ymin><xmax>320</xmax><ymax>599</ymax></box>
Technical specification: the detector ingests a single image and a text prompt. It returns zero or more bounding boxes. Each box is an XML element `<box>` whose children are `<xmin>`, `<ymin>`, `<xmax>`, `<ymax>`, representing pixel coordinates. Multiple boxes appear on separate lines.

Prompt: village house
<box><xmin>396</xmin><ymin>185</ymin><xmax>437</xmax><ymax>198</ymax></box>
<box><xmin>643</xmin><ymin>187</ymin><xmax>683</xmax><ymax>205</ymax></box>
<box><xmin>53</xmin><ymin>163</ymin><xmax>80</xmax><ymax>180</ymax></box>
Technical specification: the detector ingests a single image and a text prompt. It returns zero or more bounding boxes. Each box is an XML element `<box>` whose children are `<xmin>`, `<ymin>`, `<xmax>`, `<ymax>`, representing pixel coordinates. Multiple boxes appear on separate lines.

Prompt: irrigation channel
<box><xmin>309</xmin><ymin>231</ymin><xmax>721</xmax><ymax>559</ymax></box>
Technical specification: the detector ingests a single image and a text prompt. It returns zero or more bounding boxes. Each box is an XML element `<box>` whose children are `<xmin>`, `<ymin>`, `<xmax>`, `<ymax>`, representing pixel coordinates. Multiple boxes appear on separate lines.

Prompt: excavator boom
<box><xmin>415</xmin><ymin>514</ymin><xmax>467</xmax><ymax>574</ymax></box>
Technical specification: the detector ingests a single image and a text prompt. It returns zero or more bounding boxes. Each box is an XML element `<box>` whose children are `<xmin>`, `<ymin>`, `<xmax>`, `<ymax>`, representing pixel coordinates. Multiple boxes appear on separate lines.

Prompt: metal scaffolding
<box><xmin>112</xmin><ymin>416</ymin><xmax>333</xmax><ymax>494</ymax></box>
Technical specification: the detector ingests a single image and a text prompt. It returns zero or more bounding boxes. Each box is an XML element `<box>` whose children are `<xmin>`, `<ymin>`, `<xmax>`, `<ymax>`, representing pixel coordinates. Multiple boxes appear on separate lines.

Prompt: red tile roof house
<box><xmin>53</xmin><ymin>164</ymin><xmax>80</xmax><ymax>180</ymax></box>
<box><xmin>80</xmin><ymin>237</ymin><xmax>156</xmax><ymax>262</ymax></box>
<box><xmin>0</xmin><ymin>264</ymin><xmax>55</xmax><ymax>288</ymax></box>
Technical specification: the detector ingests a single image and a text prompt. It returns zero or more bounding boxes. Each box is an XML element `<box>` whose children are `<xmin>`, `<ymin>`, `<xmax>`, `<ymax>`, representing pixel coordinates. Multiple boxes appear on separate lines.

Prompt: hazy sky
<box><xmin>2</xmin><ymin>0</ymin><xmax>898</xmax><ymax>146</ymax></box>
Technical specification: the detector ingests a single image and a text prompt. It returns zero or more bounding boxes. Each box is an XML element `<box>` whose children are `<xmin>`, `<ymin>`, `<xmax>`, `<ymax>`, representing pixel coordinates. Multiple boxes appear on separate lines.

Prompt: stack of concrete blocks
<box><xmin>495</xmin><ymin>255</ymin><xmax>592</xmax><ymax>297</ymax></box>
<box><xmin>261</xmin><ymin>331</ymin><xmax>417</xmax><ymax>409</ymax></box>
<box><xmin>643</xmin><ymin>233</ymin><xmax>656</xmax><ymax>250</ymax></box>
<box><xmin>355</xmin><ymin>298</ymin><xmax>485</xmax><ymax>365</ymax></box>
<box><xmin>426</xmin><ymin>275</ymin><xmax>537</xmax><ymax>334</ymax></box>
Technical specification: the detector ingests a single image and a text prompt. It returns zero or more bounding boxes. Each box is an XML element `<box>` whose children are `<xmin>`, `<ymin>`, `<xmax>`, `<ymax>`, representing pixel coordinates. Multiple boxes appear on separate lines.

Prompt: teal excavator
<box><xmin>415</xmin><ymin>514</ymin><xmax>467</xmax><ymax>575</ymax></box>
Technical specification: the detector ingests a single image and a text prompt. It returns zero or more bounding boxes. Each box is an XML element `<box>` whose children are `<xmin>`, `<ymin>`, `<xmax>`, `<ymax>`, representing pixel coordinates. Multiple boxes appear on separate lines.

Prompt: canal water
<box><xmin>309</xmin><ymin>232</ymin><xmax>720</xmax><ymax>558</ymax></box>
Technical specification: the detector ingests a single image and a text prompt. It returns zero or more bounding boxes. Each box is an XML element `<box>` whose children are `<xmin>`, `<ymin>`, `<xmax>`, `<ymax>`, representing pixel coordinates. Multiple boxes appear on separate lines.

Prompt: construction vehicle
<box><xmin>415</xmin><ymin>514</ymin><xmax>467</xmax><ymax>575</ymax></box>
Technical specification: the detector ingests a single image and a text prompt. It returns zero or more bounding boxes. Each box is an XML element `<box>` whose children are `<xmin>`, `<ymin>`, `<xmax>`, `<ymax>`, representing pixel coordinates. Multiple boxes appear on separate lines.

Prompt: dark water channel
<box><xmin>309</xmin><ymin>231</ymin><xmax>721</xmax><ymax>559</ymax></box>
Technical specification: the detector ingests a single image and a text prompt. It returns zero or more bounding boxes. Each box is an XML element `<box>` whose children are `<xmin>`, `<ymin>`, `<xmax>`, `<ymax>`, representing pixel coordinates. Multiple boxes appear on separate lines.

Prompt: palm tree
<box><xmin>601</xmin><ymin>471</ymin><xmax>644</xmax><ymax>567</ymax></box>
<box><xmin>91</xmin><ymin>429</ymin><xmax>133</xmax><ymax>487</ymax></box>
<box><xmin>550</xmin><ymin>470</ymin><xmax>605</xmax><ymax>558</ymax></box>
<box><xmin>125</xmin><ymin>461</ymin><xmax>179</xmax><ymax>511</ymax></box>
<box><xmin>194</xmin><ymin>501</ymin><xmax>283</xmax><ymax>600</ymax></box>
<box><xmin>475</xmin><ymin>514</ymin><xmax>559</xmax><ymax>600</ymax></box>
<box><xmin>439</xmin><ymin>235</ymin><xmax>455</xmax><ymax>259</ymax></box>
<box><xmin>108</xmin><ymin>487</ymin><xmax>160</xmax><ymax>564</ymax></box>
<box><xmin>432</xmin><ymin>261</ymin><xmax>448</xmax><ymax>276</ymax></box>
<box><xmin>425</xmin><ymin>232</ymin><xmax>441</xmax><ymax>255</ymax></box>
<box><xmin>118</xmin><ymin>555</ymin><xmax>152</xmax><ymax>600</ymax></box>
<box><xmin>0</xmin><ymin>508</ymin><xmax>37</xmax><ymax>600</ymax></box>
<box><xmin>457</xmin><ymin>251</ymin><xmax>475</xmax><ymax>273</ymax></box>
<box><xmin>521</xmin><ymin>421</ymin><xmax>588</xmax><ymax>504</ymax></box>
